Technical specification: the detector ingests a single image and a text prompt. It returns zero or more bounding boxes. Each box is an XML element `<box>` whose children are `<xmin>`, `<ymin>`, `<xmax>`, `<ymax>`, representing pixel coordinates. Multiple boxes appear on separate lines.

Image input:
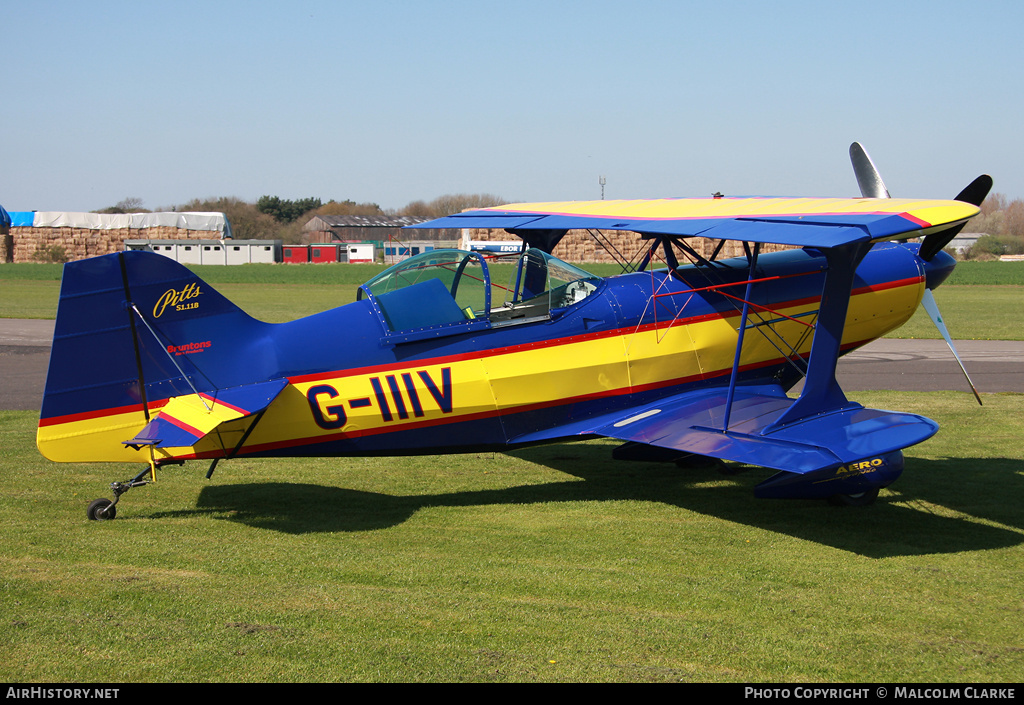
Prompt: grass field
<box><xmin>2</xmin><ymin>258</ymin><xmax>1022</xmax><ymax>682</ymax></box>
<box><xmin>1</xmin><ymin>260</ymin><xmax>1023</xmax><ymax>339</ymax></box>
<box><xmin>1</xmin><ymin>390</ymin><xmax>1022</xmax><ymax>682</ymax></box>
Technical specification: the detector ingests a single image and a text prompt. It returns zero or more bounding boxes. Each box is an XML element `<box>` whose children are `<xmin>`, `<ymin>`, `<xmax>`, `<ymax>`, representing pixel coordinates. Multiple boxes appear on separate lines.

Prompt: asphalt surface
<box><xmin>2</xmin><ymin>319</ymin><xmax>1023</xmax><ymax>412</ymax></box>
<box><xmin>1</xmin><ymin>319</ymin><xmax>55</xmax><ymax>412</ymax></box>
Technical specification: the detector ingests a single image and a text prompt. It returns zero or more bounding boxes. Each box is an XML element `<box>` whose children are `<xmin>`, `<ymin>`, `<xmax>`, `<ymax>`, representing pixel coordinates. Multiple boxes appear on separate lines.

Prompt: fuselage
<box><xmin>36</xmin><ymin>243</ymin><xmax>944</xmax><ymax>465</ymax></box>
<box><xmin>212</xmin><ymin>243</ymin><xmax>936</xmax><ymax>459</ymax></box>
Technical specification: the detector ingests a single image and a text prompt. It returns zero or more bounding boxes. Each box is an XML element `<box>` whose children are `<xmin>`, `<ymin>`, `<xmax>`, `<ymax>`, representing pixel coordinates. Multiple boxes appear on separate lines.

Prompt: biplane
<box><xmin>37</xmin><ymin>144</ymin><xmax>990</xmax><ymax>519</ymax></box>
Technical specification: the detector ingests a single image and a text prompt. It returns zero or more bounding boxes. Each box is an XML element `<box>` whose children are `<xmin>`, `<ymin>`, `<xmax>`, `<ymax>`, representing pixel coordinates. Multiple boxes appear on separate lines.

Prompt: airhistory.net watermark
<box><xmin>6</xmin><ymin>689</ymin><xmax>119</xmax><ymax>700</ymax></box>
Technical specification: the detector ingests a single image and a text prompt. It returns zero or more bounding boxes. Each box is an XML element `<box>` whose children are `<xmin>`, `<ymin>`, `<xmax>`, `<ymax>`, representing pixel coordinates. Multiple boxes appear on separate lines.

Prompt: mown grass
<box><xmin>943</xmin><ymin>260</ymin><xmax>1024</xmax><ymax>286</ymax></box>
<box><xmin>892</xmin><ymin>286</ymin><xmax>1024</xmax><ymax>340</ymax></box>
<box><xmin>2</xmin><ymin>261</ymin><xmax>1023</xmax><ymax>338</ymax></box>
<box><xmin>5</xmin><ymin>260</ymin><xmax>1022</xmax><ymax>284</ymax></box>
<box><xmin>1</xmin><ymin>390</ymin><xmax>1022</xmax><ymax>682</ymax></box>
<box><xmin>0</xmin><ymin>262</ymin><xmax>390</xmax><ymax>321</ymax></box>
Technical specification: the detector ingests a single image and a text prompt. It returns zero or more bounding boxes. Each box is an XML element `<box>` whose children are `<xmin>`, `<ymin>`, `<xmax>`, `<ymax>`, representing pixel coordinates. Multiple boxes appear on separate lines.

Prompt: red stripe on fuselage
<box><xmin>289</xmin><ymin>275</ymin><xmax>923</xmax><ymax>386</ymax></box>
<box><xmin>37</xmin><ymin>276</ymin><xmax>923</xmax><ymax>429</ymax></box>
<box><xmin>38</xmin><ymin>398</ymin><xmax>169</xmax><ymax>427</ymax></box>
<box><xmin>179</xmin><ymin>335</ymin><xmax>882</xmax><ymax>460</ymax></box>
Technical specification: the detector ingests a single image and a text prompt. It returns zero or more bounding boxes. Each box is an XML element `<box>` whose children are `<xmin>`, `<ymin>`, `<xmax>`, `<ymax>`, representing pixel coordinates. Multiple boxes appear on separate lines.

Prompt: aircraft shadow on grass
<box><xmin>178</xmin><ymin>444</ymin><xmax>1024</xmax><ymax>559</ymax></box>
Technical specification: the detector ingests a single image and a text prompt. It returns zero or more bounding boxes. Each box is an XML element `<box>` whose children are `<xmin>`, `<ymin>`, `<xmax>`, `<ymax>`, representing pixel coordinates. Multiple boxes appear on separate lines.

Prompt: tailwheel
<box><xmin>87</xmin><ymin>498</ymin><xmax>116</xmax><ymax>521</ymax></box>
<box><xmin>827</xmin><ymin>488</ymin><xmax>880</xmax><ymax>507</ymax></box>
<box><xmin>85</xmin><ymin>463</ymin><xmax>161</xmax><ymax>521</ymax></box>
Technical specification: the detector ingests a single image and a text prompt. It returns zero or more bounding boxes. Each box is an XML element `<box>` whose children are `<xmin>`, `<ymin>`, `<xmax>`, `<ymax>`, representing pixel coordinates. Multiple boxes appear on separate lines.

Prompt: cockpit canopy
<box><xmin>359</xmin><ymin>248</ymin><xmax>602</xmax><ymax>343</ymax></box>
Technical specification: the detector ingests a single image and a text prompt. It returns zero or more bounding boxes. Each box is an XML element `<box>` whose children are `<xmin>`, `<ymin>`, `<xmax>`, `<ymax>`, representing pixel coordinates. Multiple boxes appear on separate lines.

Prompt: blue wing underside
<box><xmin>588</xmin><ymin>385</ymin><xmax>936</xmax><ymax>474</ymax></box>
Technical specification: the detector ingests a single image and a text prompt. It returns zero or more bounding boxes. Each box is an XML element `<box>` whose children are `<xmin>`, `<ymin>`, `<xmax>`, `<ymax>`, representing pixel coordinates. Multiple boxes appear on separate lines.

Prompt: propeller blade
<box><xmin>954</xmin><ymin>174</ymin><xmax>994</xmax><ymax>207</ymax></box>
<box><xmin>918</xmin><ymin>223</ymin><xmax>966</xmax><ymax>262</ymax></box>
<box><xmin>920</xmin><ymin>288</ymin><xmax>983</xmax><ymax>405</ymax></box>
<box><xmin>850</xmin><ymin>142</ymin><xmax>890</xmax><ymax>199</ymax></box>
<box><xmin>919</xmin><ymin>175</ymin><xmax>993</xmax><ymax>261</ymax></box>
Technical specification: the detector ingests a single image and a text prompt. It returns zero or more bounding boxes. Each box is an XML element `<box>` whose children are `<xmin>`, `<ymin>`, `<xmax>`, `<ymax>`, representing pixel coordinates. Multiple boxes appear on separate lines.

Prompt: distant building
<box><xmin>125</xmin><ymin>239</ymin><xmax>280</xmax><ymax>265</ymax></box>
<box><xmin>948</xmin><ymin>232</ymin><xmax>984</xmax><ymax>254</ymax></box>
<box><xmin>302</xmin><ymin>214</ymin><xmax>461</xmax><ymax>264</ymax></box>
<box><xmin>281</xmin><ymin>242</ymin><xmax>376</xmax><ymax>264</ymax></box>
<box><xmin>302</xmin><ymin>214</ymin><xmax>458</xmax><ymax>244</ymax></box>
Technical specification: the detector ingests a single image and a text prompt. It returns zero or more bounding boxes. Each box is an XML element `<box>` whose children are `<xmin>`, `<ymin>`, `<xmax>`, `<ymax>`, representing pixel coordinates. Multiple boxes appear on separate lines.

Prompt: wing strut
<box><xmin>765</xmin><ymin>241</ymin><xmax>871</xmax><ymax>432</ymax></box>
<box><xmin>206</xmin><ymin>407</ymin><xmax>270</xmax><ymax>478</ymax></box>
<box><xmin>722</xmin><ymin>243</ymin><xmax>760</xmax><ymax>430</ymax></box>
<box><xmin>582</xmin><ymin>229</ymin><xmax>649</xmax><ymax>272</ymax></box>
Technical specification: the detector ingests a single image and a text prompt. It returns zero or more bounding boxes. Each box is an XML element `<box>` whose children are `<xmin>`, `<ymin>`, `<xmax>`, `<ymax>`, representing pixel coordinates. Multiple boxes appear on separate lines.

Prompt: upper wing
<box><xmin>407</xmin><ymin>196</ymin><xmax>980</xmax><ymax>250</ymax></box>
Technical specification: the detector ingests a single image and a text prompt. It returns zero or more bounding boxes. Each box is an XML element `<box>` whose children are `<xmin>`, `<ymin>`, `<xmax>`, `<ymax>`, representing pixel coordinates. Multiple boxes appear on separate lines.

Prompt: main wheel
<box><xmin>827</xmin><ymin>488</ymin><xmax>879</xmax><ymax>507</ymax></box>
<box><xmin>87</xmin><ymin>498</ymin><xmax>116</xmax><ymax>521</ymax></box>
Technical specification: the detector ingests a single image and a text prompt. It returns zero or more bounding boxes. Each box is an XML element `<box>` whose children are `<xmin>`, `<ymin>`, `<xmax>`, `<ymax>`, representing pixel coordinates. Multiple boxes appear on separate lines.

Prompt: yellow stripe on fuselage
<box><xmin>36</xmin><ymin>277</ymin><xmax>924</xmax><ymax>463</ymax></box>
<box><xmin>37</xmin><ymin>408</ymin><xmax>151</xmax><ymax>462</ymax></box>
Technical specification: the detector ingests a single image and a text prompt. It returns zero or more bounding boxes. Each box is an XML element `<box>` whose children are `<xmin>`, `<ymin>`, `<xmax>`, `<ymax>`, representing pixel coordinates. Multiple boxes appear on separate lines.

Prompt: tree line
<box><xmin>94</xmin><ymin>193</ymin><xmax>507</xmax><ymax>243</ymax></box>
<box><xmin>960</xmin><ymin>194</ymin><xmax>1024</xmax><ymax>258</ymax></box>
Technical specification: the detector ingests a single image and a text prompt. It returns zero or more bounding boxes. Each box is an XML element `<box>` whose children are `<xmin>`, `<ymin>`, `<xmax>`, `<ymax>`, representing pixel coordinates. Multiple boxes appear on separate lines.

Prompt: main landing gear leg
<box><xmin>827</xmin><ymin>488</ymin><xmax>880</xmax><ymax>507</ymax></box>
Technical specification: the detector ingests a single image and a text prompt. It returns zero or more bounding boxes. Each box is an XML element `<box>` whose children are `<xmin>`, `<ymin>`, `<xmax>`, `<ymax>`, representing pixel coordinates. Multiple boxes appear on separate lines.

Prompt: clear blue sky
<box><xmin>3</xmin><ymin>0</ymin><xmax>1022</xmax><ymax>213</ymax></box>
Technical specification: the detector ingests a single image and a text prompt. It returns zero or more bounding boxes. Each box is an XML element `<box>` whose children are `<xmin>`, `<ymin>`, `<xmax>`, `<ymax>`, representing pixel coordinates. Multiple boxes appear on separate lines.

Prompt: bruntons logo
<box><xmin>167</xmin><ymin>341</ymin><xmax>212</xmax><ymax>356</ymax></box>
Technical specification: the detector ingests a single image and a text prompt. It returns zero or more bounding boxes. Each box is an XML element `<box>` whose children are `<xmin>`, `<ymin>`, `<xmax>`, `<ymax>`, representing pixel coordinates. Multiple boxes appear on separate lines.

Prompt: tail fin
<box><xmin>38</xmin><ymin>250</ymin><xmax>275</xmax><ymax>462</ymax></box>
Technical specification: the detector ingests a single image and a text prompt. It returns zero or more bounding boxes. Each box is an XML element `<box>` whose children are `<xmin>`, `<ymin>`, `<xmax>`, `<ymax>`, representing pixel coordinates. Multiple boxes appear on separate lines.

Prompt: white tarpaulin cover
<box><xmin>28</xmin><ymin>211</ymin><xmax>231</xmax><ymax>235</ymax></box>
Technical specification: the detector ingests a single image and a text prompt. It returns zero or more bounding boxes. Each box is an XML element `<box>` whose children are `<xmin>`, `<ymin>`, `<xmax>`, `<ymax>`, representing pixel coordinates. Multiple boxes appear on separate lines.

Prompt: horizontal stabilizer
<box><xmin>591</xmin><ymin>385</ymin><xmax>938</xmax><ymax>475</ymax></box>
<box><xmin>124</xmin><ymin>378</ymin><xmax>288</xmax><ymax>449</ymax></box>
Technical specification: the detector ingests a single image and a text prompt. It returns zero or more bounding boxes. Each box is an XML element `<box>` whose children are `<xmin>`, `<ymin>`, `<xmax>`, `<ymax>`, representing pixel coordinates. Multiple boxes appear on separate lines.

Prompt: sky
<box><xmin>3</xmin><ymin>0</ymin><xmax>1023</xmax><ymax>213</ymax></box>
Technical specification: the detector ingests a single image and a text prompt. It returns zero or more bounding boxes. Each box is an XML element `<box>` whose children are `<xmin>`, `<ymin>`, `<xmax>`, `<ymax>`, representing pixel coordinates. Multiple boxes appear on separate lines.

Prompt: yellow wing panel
<box><xmin>483</xmin><ymin>197</ymin><xmax>979</xmax><ymax>227</ymax></box>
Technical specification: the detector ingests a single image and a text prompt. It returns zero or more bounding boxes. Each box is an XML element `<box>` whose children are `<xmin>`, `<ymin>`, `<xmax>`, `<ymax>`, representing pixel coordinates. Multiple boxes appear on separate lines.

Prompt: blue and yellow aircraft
<box><xmin>37</xmin><ymin>144</ymin><xmax>989</xmax><ymax>519</ymax></box>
